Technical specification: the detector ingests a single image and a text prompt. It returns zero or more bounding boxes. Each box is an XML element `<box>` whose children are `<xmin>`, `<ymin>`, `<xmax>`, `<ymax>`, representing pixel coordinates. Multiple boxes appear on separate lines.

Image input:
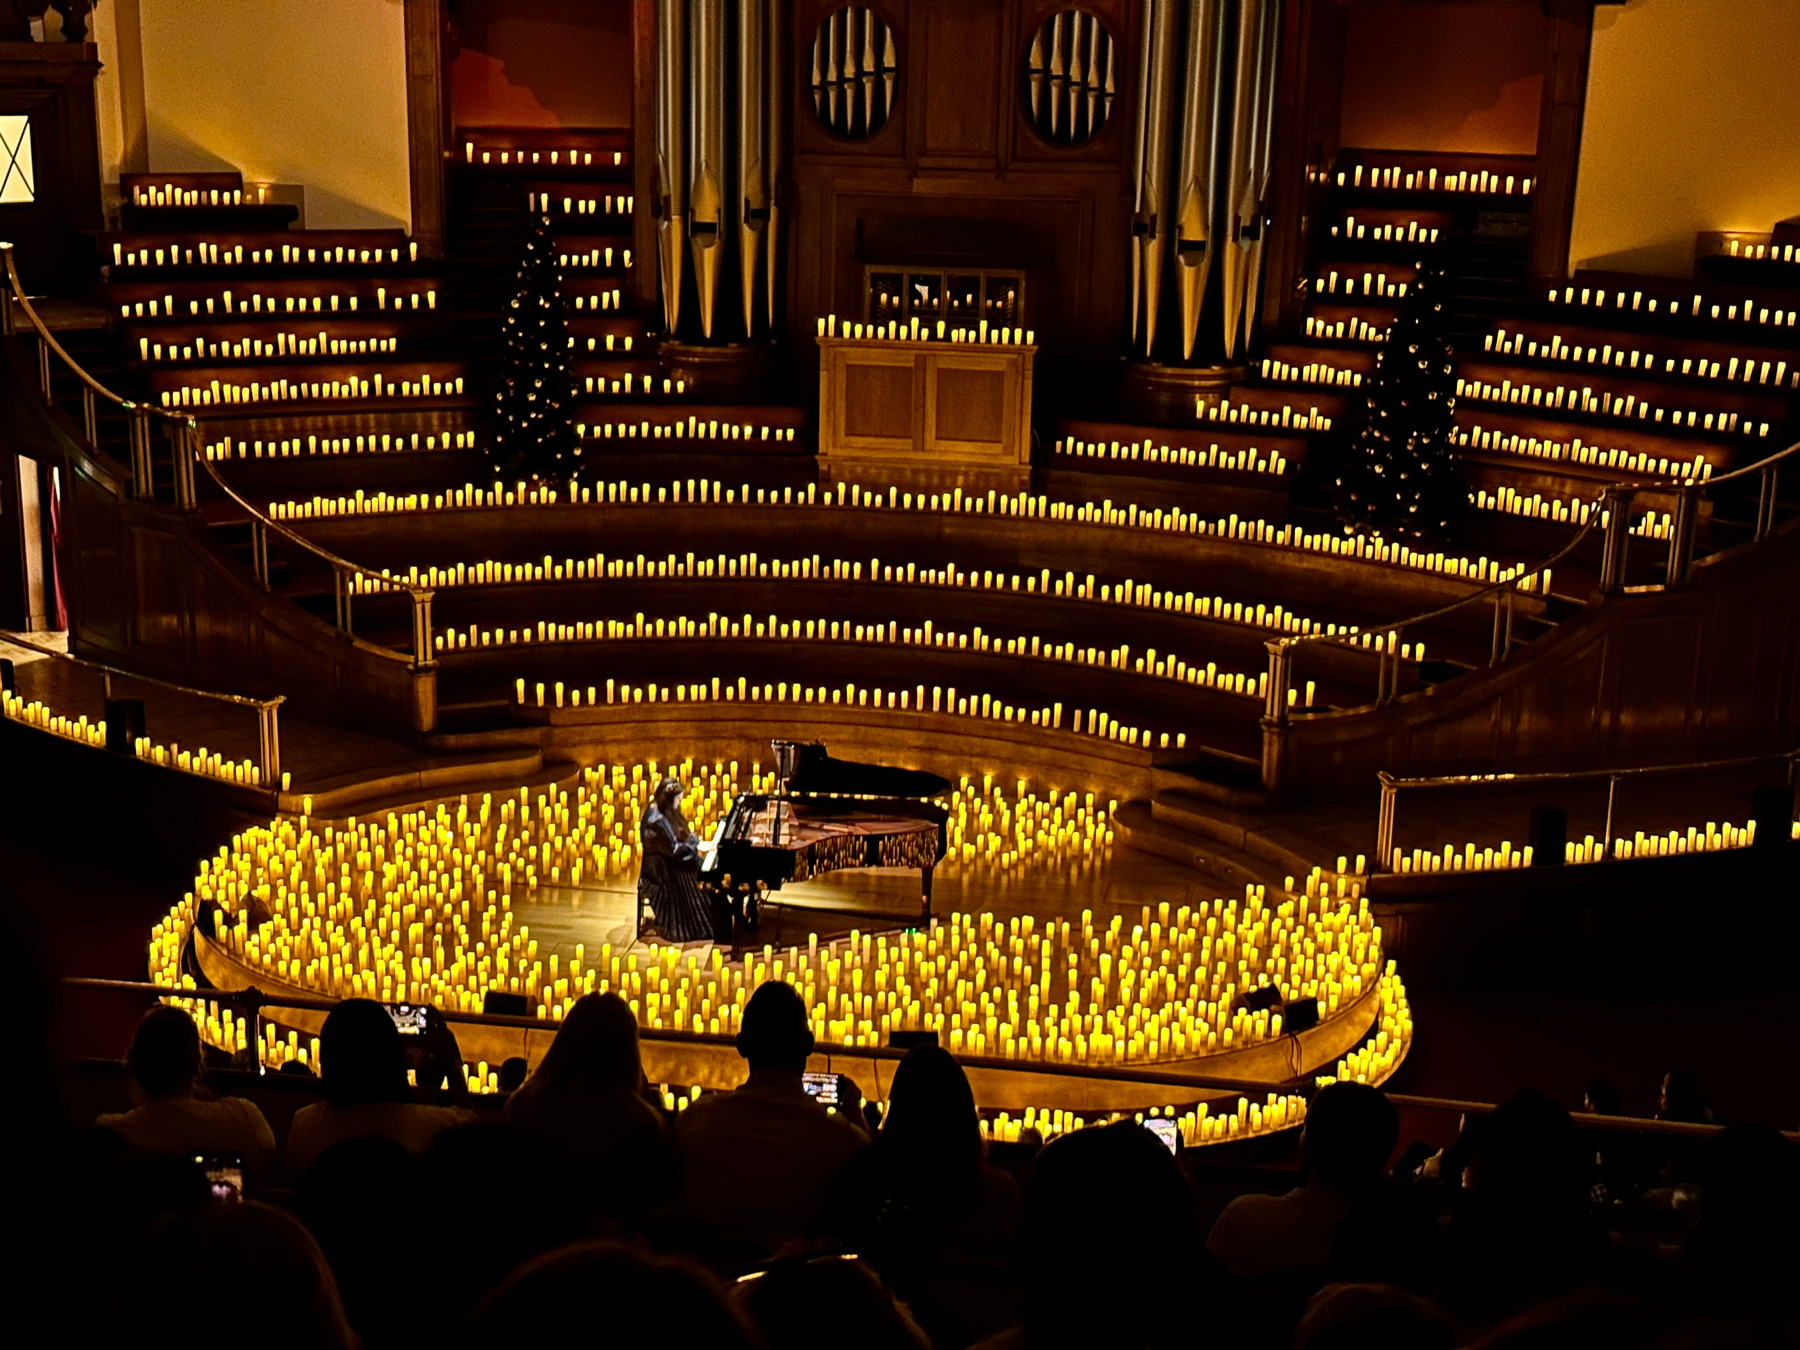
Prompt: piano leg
<box><xmin>920</xmin><ymin>865</ymin><xmax>935</xmax><ymax>924</ymax></box>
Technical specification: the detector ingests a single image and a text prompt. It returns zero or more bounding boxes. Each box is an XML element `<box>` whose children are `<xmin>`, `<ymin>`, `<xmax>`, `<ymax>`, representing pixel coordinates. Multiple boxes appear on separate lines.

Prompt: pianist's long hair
<box><xmin>652</xmin><ymin>776</ymin><xmax>692</xmax><ymax>836</ymax></box>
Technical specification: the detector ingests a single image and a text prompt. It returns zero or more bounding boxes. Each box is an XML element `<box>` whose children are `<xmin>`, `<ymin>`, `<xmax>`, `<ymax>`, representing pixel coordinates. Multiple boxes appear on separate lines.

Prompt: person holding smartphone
<box><xmin>675</xmin><ymin>981</ymin><xmax>867</xmax><ymax>1251</ymax></box>
<box><xmin>96</xmin><ymin>1005</ymin><xmax>276</xmax><ymax>1175</ymax></box>
<box><xmin>285</xmin><ymin>999</ymin><xmax>476</xmax><ymax>1176</ymax></box>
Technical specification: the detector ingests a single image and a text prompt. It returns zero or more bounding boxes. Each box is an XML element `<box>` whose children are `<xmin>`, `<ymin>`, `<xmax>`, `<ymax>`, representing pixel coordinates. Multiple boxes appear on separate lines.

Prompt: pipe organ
<box><xmin>1130</xmin><ymin>0</ymin><xmax>1281</xmax><ymax>364</ymax></box>
<box><xmin>654</xmin><ymin>0</ymin><xmax>786</xmax><ymax>341</ymax></box>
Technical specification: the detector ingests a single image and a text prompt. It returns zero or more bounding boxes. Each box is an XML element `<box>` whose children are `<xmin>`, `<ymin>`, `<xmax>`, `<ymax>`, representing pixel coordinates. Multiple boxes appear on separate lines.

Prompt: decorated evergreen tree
<box><xmin>1335</xmin><ymin>263</ymin><xmax>1466</xmax><ymax>541</ymax></box>
<box><xmin>488</xmin><ymin>213</ymin><xmax>577</xmax><ymax>483</ymax></box>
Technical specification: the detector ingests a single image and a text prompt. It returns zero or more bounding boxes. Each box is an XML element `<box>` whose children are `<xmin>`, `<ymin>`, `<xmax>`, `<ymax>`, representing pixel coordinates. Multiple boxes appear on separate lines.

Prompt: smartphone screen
<box><xmin>801</xmin><ymin>1071</ymin><xmax>839</xmax><ymax>1107</ymax></box>
<box><xmin>197</xmin><ymin>1154</ymin><xmax>244</xmax><ymax>1202</ymax></box>
<box><xmin>1145</xmin><ymin>1118</ymin><xmax>1181</xmax><ymax>1154</ymax></box>
<box><xmin>384</xmin><ymin>1002</ymin><xmax>429</xmax><ymax>1036</ymax></box>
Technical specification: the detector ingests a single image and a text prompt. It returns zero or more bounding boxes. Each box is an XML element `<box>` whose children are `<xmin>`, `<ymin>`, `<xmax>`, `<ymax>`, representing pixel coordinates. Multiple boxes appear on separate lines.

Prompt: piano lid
<box><xmin>775</xmin><ymin>741</ymin><xmax>952</xmax><ymax>799</ymax></box>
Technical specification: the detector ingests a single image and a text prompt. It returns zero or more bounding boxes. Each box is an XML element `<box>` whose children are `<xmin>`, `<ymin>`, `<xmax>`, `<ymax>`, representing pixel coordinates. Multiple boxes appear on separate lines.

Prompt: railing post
<box><xmin>250</xmin><ymin>519</ymin><xmax>271</xmax><ymax>589</ymax></box>
<box><xmin>36</xmin><ymin>333</ymin><xmax>51</xmax><ymax>403</ymax></box>
<box><xmin>127</xmin><ymin>406</ymin><xmax>156</xmax><ymax>500</ymax></box>
<box><xmin>1260</xmin><ymin>638</ymin><xmax>1292</xmax><ymax>792</ymax></box>
<box><xmin>1756</xmin><ymin>463</ymin><xmax>1779</xmax><ymax>542</ymax></box>
<box><xmin>1376</xmin><ymin>771</ymin><xmax>1399</xmax><ymax>870</ymax></box>
<box><xmin>1598</xmin><ymin>486</ymin><xmax>1635</xmax><ymax>593</ymax></box>
<box><xmin>408</xmin><ymin>587</ymin><xmax>439</xmax><ymax>734</ymax></box>
<box><xmin>1489</xmin><ymin>594</ymin><xmax>1506</xmax><ymax>665</ymax></box>
<box><xmin>0</xmin><ymin>243</ymin><xmax>14</xmax><ymax>337</ymax></box>
<box><xmin>171</xmin><ymin>419</ymin><xmax>199</xmax><ymax>511</ymax></box>
<box><xmin>257</xmin><ymin>697</ymin><xmax>283</xmax><ymax>790</ymax></box>
<box><xmin>334</xmin><ymin>566</ymin><xmax>353</xmax><ymax>635</ymax></box>
<box><xmin>81</xmin><ymin>384</ymin><xmax>98</xmax><ymax>446</ymax></box>
<box><xmin>1665</xmin><ymin>484</ymin><xmax>1700</xmax><ymax>585</ymax></box>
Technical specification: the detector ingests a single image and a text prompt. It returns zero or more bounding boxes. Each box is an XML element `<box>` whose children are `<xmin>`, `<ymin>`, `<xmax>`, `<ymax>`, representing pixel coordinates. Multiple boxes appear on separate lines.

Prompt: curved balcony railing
<box><xmin>1259</xmin><ymin>437</ymin><xmax>1800</xmax><ymax>789</ymax></box>
<box><xmin>0</xmin><ymin>242</ymin><xmax>439</xmax><ymax>698</ymax></box>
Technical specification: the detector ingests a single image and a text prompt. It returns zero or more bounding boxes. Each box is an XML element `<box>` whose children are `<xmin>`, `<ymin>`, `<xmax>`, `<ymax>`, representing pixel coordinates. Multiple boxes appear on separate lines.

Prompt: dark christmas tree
<box><xmin>1335</xmin><ymin>262</ymin><xmax>1466</xmax><ymax>542</ymax></box>
<box><xmin>488</xmin><ymin>213</ymin><xmax>578</xmax><ymax>483</ymax></box>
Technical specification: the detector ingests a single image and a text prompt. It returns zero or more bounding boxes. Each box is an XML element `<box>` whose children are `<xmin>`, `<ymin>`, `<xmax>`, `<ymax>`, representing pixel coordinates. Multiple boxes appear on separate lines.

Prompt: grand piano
<box><xmin>698</xmin><ymin>740</ymin><xmax>951</xmax><ymax>935</ymax></box>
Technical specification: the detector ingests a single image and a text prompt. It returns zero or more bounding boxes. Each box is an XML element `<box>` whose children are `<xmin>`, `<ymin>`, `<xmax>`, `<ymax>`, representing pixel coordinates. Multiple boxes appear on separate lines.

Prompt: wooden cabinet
<box><xmin>816</xmin><ymin>334</ymin><xmax>1034</xmax><ymax>488</ymax></box>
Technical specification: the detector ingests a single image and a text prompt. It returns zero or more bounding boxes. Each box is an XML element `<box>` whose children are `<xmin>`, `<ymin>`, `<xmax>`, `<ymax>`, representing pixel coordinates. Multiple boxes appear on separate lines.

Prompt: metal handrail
<box><xmin>1374</xmin><ymin>748</ymin><xmax>1800</xmax><ymax>867</ymax></box>
<box><xmin>2</xmin><ymin>632</ymin><xmax>284</xmax><ymax>787</ymax></box>
<box><xmin>0</xmin><ymin>243</ymin><xmax>437</xmax><ymax>669</ymax></box>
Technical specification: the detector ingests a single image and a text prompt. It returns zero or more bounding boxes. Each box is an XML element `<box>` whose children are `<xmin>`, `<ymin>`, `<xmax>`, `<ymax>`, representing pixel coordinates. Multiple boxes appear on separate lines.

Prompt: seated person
<box><xmin>639</xmin><ymin>776</ymin><xmax>719</xmax><ymax>943</ymax></box>
<box><xmin>1207</xmin><ymin>1081</ymin><xmax>1399</xmax><ymax>1276</ymax></box>
<box><xmin>675</xmin><ymin>981</ymin><xmax>866</xmax><ymax>1249</ymax></box>
<box><xmin>503</xmin><ymin>991</ymin><xmax>678</xmax><ymax>1213</ymax></box>
<box><xmin>285</xmin><ymin>999</ymin><xmax>475</xmax><ymax>1174</ymax></box>
<box><xmin>96</xmin><ymin>1005</ymin><xmax>276</xmax><ymax>1174</ymax></box>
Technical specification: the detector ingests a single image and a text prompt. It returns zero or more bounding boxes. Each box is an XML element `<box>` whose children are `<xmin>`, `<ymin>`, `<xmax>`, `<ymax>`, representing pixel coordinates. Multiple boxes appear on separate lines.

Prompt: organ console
<box><xmin>699</xmin><ymin>740</ymin><xmax>950</xmax><ymax>936</ymax></box>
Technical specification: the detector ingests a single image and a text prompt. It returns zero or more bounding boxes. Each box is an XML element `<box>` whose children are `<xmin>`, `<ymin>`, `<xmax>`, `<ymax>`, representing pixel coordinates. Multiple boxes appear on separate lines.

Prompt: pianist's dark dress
<box><xmin>639</xmin><ymin>794</ymin><xmax>714</xmax><ymax>943</ymax></box>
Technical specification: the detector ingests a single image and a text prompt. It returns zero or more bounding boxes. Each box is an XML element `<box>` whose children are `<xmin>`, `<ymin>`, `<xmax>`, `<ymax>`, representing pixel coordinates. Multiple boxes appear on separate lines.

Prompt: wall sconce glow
<box><xmin>0</xmin><ymin>116</ymin><xmax>34</xmax><ymax>204</ymax></box>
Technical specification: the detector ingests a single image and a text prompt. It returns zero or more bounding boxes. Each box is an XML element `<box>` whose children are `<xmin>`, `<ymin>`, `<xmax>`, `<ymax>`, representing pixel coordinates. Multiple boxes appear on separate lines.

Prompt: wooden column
<box><xmin>1529</xmin><ymin>0</ymin><xmax>1596</xmax><ymax>285</ymax></box>
<box><xmin>404</xmin><ymin>0</ymin><xmax>450</xmax><ymax>258</ymax></box>
<box><xmin>631</xmin><ymin>0</ymin><xmax>659</xmax><ymax>319</ymax></box>
<box><xmin>1264</xmin><ymin>0</ymin><xmax>1347</xmax><ymax>340</ymax></box>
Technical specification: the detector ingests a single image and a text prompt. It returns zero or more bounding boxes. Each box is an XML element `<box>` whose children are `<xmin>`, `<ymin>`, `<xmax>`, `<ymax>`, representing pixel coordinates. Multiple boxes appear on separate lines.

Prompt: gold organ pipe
<box><xmin>1136</xmin><ymin>0</ymin><xmax>1181</xmax><ymax>357</ymax></box>
<box><xmin>1222</xmin><ymin>0</ymin><xmax>1279</xmax><ymax>360</ymax></box>
<box><xmin>765</xmin><ymin>0</ymin><xmax>785</xmax><ymax>330</ymax></box>
<box><xmin>737</xmin><ymin>0</ymin><xmax>769</xmax><ymax>339</ymax></box>
<box><xmin>1173</xmin><ymin>0</ymin><xmax>1228</xmax><ymax>361</ymax></box>
<box><xmin>1238</xmin><ymin>0</ymin><xmax>1283</xmax><ymax>359</ymax></box>
<box><xmin>654</xmin><ymin>0</ymin><xmax>688</xmax><ymax>335</ymax></box>
<box><xmin>688</xmin><ymin>0</ymin><xmax>726</xmax><ymax>339</ymax></box>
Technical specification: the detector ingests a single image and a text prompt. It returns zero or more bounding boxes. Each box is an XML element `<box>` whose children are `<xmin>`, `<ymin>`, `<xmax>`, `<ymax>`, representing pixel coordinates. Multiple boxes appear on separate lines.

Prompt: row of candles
<box><xmin>1469</xmin><ymin>487</ymin><xmax>1674</xmax><ymax>540</ymax></box>
<box><xmin>517</xmin><ymin>676</ymin><xmax>1196</xmax><ymax>747</ymax></box>
<box><xmin>1548</xmin><ymin>285</ymin><xmax>1800</xmax><ymax>331</ymax></box>
<box><xmin>1390</xmin><ymin>816</ymin><xmax>1789</xmax><ymax>874</ymax></box>
<box><xmin>571</xmin><ymin>288</ymin><xmax>626</xmax><ymax>310</ymax></box>
<box><xmin>581</xmin><ymin>415</ymin><xmax>787</xmax><ymax>440</ymax></box>
<box><xmin>1332</xmin><ymin>216</ymin><xmax>1442</xmax><ymax>245</ymax></box>
<box><xmin>267</xmin><ymin>475</ymin><xmax>1547</xmax><ymax>592</ymax></box>
<box><xmin>1319</xmin><ymin>269</ymin><xmax>1411</xmax><ymax>300</ymax></box>
<box><xmin>465</xmin><ymin>143</ymin><xmax>625</xmax><ymax>167</ymax></box>
<box><xmin>204</xmin><ymin>431</ymin><xmax>475</xmax><ymax>461</ymax></box>
<box><xmin>111</xmin><ymin>240</ymin><xmax>418</xmax><ymax>270</ymax></box>
<box><xmin>559</xmin><ymin>247</ymin><xmax>632</xmax><ymax>271</ymax></box>
<box><xmin>173</xmin><ymin>781</ymin><xmax>1382</xmax><ymax>1064</ymax></box>
<box><xmin>1454</xmin><ymin>427</ymin><xmax>1712</xmax><ymax>481</ymax></box>
<box><xmin>1199</xmin><ymin>400</ymin><xmax>1335</xmax><ymax>432</ymax></box>
<box><xmin>1</xmin><ymin>690</ymin><xmax>274</xmax><ymax>789</ymax></box>
<box><xmin>1721</xmin><ymin>237</ymin><xmax>1799</xmax><ymax>264</ymax></box>
<box><xmin>138</xmin><ymin>333</ymin><xmax>400</xmax><ymax>364</ymax></box>
<box><xmin>817</xmin><ymin>313</ymin><xmax>1036</xmax><ymax>346</ymax></box>
<box><xmin>158</xmin><ymin>371</ymin><xmax>464</xmax><ymax>409</ymax></box>
<box><xmin>129</xmin><ymin>184</ymin><xmax>257</xmax><ymax>207</ymax></box>
<box><xmin>528</xmin><ymin>190</ymin><xmax>634</xmax><ymax>216</ymax></box>
<box><xmin>1454</xmin><ymin>374</ymin><xmax>1771</xmax><ymax>437</ymax></box>
<box><xmin>579</xmin><ymin>372</ymin><xmax>690</xmax><ymax>397</ymax></box>
<box><xmin>1484</xmin><ymin>328</ymin><xmax>1797</xmax><ymax>390</ymax></box>
<box><xmin>1053</xmin><ymin>437</ymin><xmax>1289</xmax><ymax>476</ymax></box>
<box><xmin>1259</xmin><ymin>357</ymin><xmax>1365</xmax><ymax>390</ymax></box>
<box><xmin>477</xmin><ymin>614</ymin><xmax>1291</xmax><ymax>706</ymax></box>
<box><xmin>579</xmin><ymin>420</ymin><xmax>793</xmax><ymax>442</ymax></box>
<box><xmin>1337</xmin><ymin>163</ymin><xmax>1532</xmax><ymax>195</ymax></box>
<box><xmin>117</xmin><ymin>287</ymin><xmax>438</xmax><ymax>320</ymax></box>
<box><xmin>349</xmin><ymin>544</ymin><xmax>1408</xmax><ymax>662</ymax></box>
<box><xmin>1305</xmin><ymin>315</ymin><xmax>1389</xmax><ymax>344</ymax></box>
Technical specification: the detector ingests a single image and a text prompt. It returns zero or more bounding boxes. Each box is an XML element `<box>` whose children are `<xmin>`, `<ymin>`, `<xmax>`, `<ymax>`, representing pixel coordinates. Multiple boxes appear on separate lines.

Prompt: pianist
<box><xmin>638</xmin><ymin>778</ymin><xmax>719</xmax><ymax>943</ymax></box>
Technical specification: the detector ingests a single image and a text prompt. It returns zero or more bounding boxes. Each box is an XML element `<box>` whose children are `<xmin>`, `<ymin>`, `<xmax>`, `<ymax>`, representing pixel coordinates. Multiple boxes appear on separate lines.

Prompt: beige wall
<box><xmin>129</xmin><ymin>0</ymin><xmax>412</xmax><ymax>230</ymax></box>
<box><xmin>1570</xmin><ymin>0</ymin><xmax>1800</xmax><ymax>277</ymax></box>
<box><xmin>1340</xmin><ymin>4</ymin><xmax>1546</xmax><ymax>157</ymax></box>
